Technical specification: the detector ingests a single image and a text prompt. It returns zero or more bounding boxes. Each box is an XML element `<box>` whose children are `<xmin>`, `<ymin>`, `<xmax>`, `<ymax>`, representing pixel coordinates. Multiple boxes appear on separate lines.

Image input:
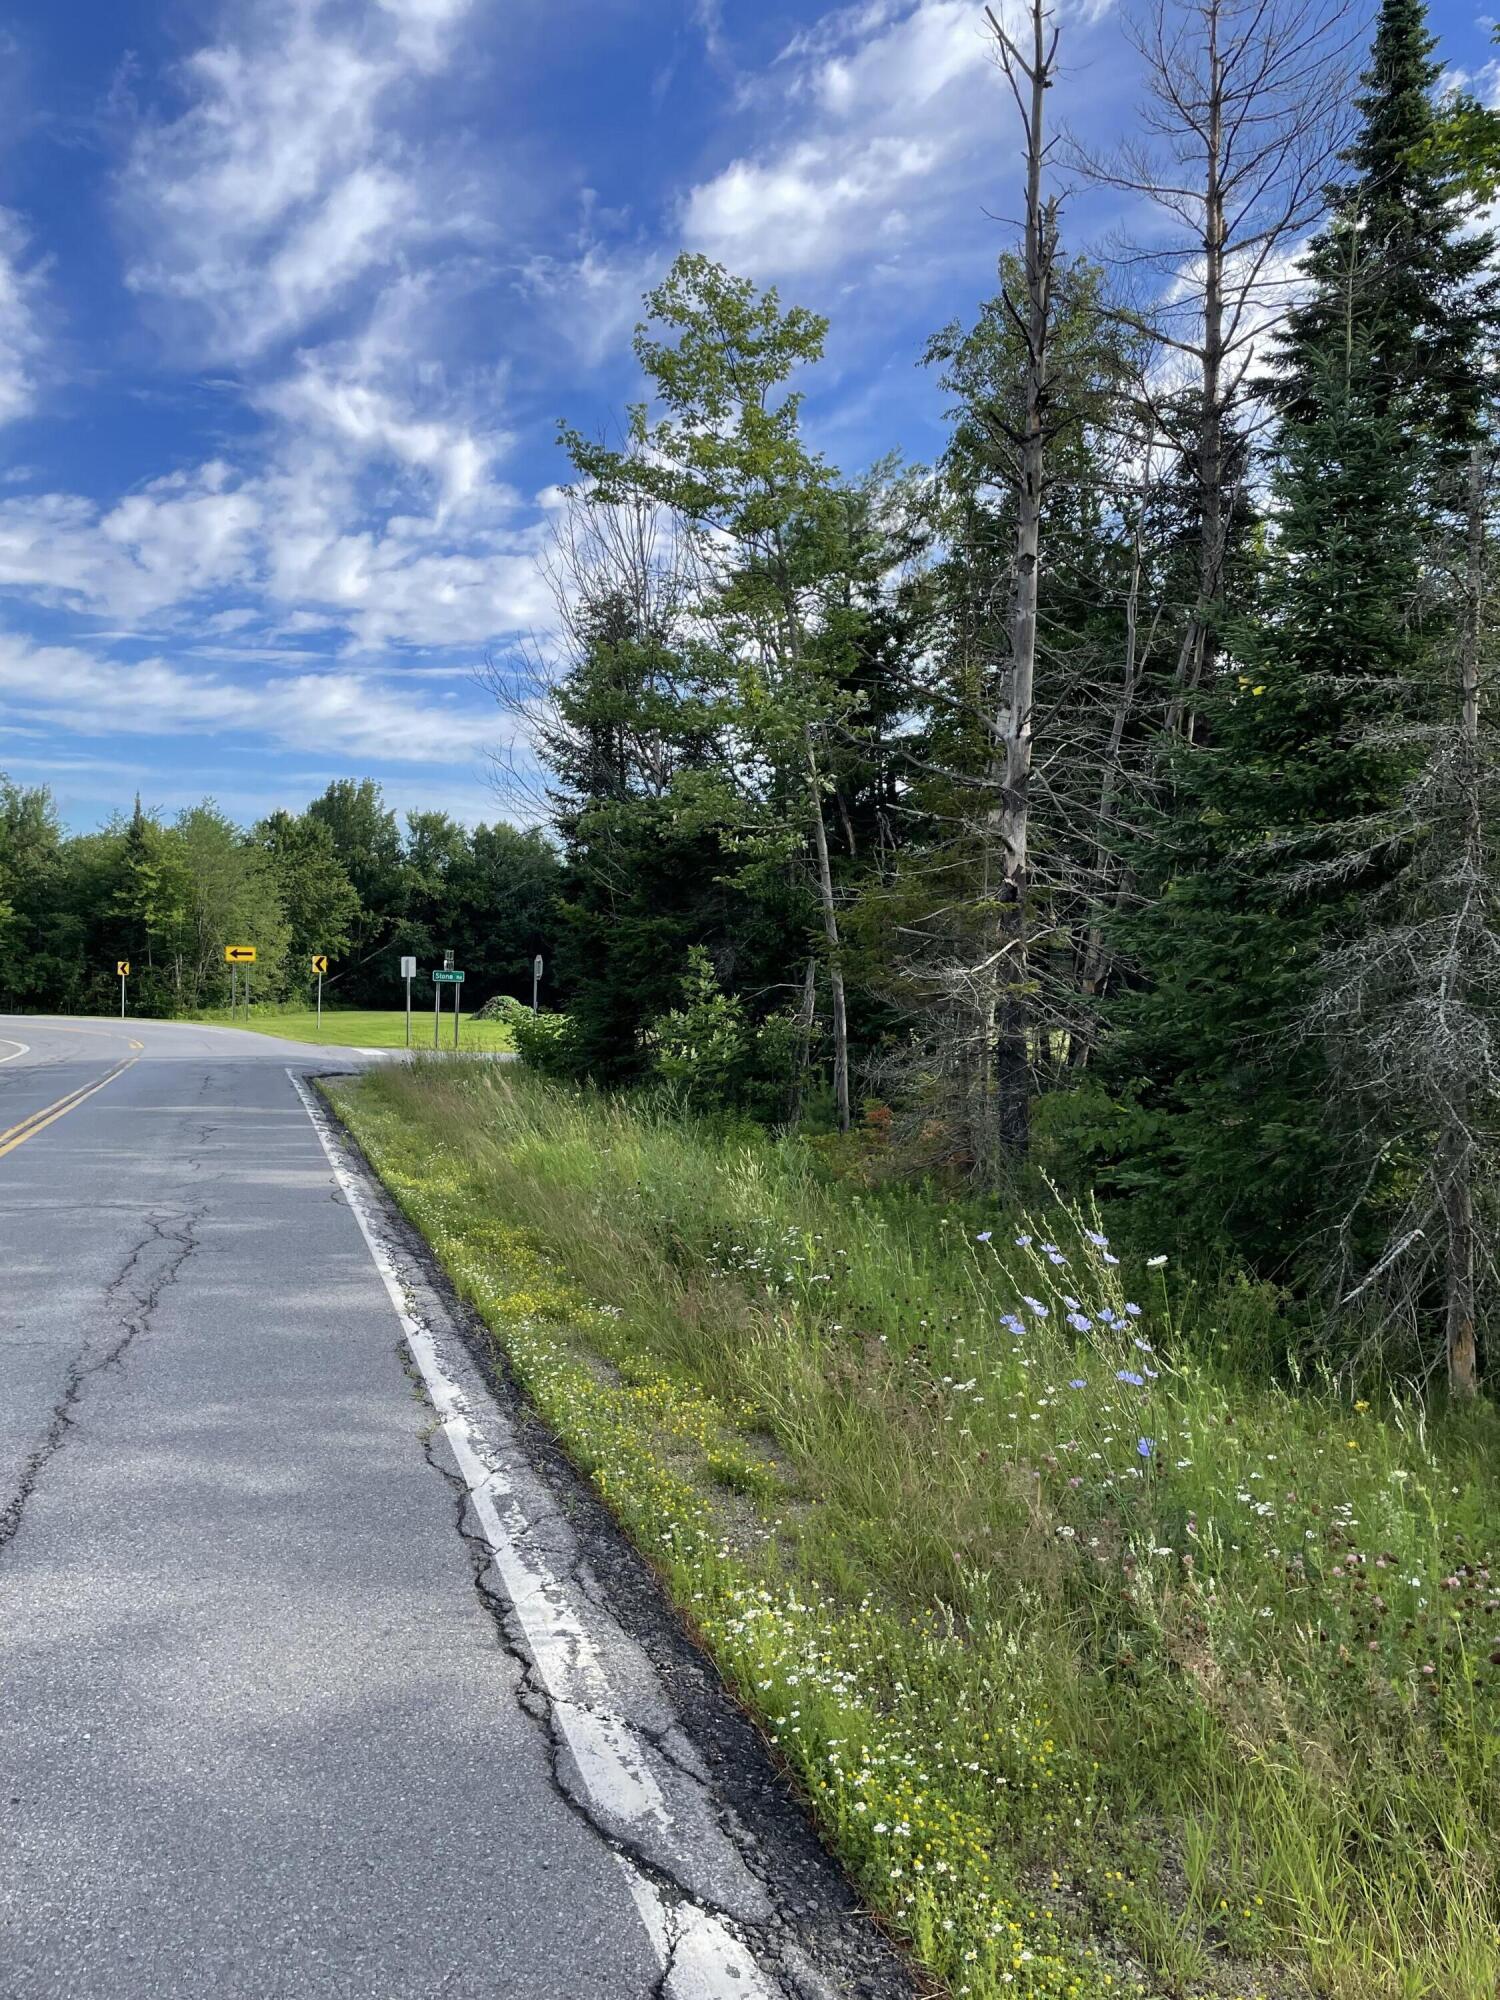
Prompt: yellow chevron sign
<box><xmin>311</xmin><ymin>955</ymin><xmax>329</xmax><ymax>975</ymax></box>
<box><xmin>116</xmin><ymin>961</ymin><xmax>130</xmax><ymax>977</ymax></box>
<box><xmin>224</xmin><ymin>945</ymin><xmax>257</xmax><ymax>964</ymax></box>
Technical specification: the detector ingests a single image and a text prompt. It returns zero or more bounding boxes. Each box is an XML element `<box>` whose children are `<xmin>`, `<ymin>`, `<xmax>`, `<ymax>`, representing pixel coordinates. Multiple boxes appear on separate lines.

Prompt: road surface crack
<box><xmin>0</xmin><ymin>1205</ymin><xmax>205</xmax><ymax>1559</ymax></box>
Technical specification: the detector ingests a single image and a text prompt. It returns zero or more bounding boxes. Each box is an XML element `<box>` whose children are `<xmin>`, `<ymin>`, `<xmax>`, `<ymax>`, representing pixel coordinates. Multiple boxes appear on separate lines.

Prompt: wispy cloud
<box><xmin>0</xmin><ymin>628</ymin><xmax>490</xmax><ymax>764</ymax></box>
<box><xmin>680</xmin><ymin>0</ymin><xmax>1001</xmax><ymax>280</ymax></box>
<box><xmin>116</xmin><ymin>0</ymin><xmax>475</xmax><ymax>361</ymax></box>
<box><xmin>0</xmin><ymin>208</ymin><xmax>46</xmax><ymax>425</ymax></box>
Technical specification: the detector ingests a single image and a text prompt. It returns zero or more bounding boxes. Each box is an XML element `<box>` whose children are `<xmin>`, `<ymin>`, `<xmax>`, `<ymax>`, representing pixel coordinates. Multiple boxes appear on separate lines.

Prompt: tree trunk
<box><xmin>1166</xmin><ymin>3</ymin><xmax>1225</xmax><ymax>744</ymax></box>
<box><xmin>789</xmin><ymin>955</ymin><xmax>817</xmax><ymax>1127</ymax></box>
<box><xmin>986</xmin><ymin>0</ymin><xmax>1059</xmax><ymax>1165</ymax></box>
<box><xmin>804</xmin><ymin>726</ymin><xmax>851</xmax><ymax>1133</ymax></box>
<box><xmin>1445</xmin><ymin>442</ymin><xmax>1486</xmax><ymax>1400</ymax></box>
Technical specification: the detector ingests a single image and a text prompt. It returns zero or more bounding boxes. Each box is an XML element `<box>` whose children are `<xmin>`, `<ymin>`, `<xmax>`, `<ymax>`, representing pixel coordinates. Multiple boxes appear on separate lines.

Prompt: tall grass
<box><xmin>332</xmin><ymin>1062</ymin><xmax>1500</xmax><ymax>2000</ymax></box>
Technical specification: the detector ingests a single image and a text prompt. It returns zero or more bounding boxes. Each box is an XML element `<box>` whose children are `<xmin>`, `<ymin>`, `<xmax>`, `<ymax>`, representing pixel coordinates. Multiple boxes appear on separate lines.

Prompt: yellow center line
<box><xmin>0</xmin><ymin>1057</ymin><xmax>138</xmax><ymax>1159</ymax></box>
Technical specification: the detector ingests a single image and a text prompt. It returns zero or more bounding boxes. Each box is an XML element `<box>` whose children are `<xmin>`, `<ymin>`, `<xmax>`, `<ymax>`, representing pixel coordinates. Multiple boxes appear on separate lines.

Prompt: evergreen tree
<box><xmin>1086</xmin><ymin>0</ymin><xmax>1495</xmax><ymax>1270</ymax></box>
<box><xmin>1275</xmin><ymin>0</ymin><xmax>1497</xmax><ymax>448</ymax></box>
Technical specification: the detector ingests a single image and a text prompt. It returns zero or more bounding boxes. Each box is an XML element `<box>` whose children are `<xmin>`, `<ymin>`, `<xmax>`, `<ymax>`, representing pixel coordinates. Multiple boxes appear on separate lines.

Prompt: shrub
<box><xmin>510</xmin><ymin>1007</ymin><xmax>577</xmax><ymax>1076</ymax></box>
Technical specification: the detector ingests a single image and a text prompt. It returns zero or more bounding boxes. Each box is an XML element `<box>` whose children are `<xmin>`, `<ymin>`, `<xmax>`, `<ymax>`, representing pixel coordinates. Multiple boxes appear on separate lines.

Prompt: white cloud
<box><xmin>0</xmin><ymin>628</ymin><xmax>488</xmax><ymax>764</ymax></box>
<box><xmin>0</xmin><ymin>208</ymin><xmax>45</xmax><ymax>425</ymax></box>
<box><xmin>681</xmin><ymin>0</ymin><xmax>997</xmax><ymax>279</ymax></box>
<box><xmin>118</xmin><ymin>0</ymin><xmax>473</xmax><ymax>359</ymax></box>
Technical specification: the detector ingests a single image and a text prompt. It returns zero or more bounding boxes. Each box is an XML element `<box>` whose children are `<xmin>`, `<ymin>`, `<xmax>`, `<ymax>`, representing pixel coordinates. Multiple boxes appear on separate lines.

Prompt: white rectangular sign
<box><xmin>400</xmin><ymin>955</ymin><xmax>416</xmax><ymax>979</ymax></box>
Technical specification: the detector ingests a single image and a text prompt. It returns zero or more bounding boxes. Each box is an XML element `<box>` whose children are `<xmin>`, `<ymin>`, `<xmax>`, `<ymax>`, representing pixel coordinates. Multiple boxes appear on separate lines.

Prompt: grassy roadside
<box><xmin>328</xmin><ymin>1060</ymin><xmax>1499</xmax><ymax>2000</ymax></box>
<box><xmin>190</xmin><ymin>1004</ymin><xmax>514</xmax><ymax>1051</ymax></box>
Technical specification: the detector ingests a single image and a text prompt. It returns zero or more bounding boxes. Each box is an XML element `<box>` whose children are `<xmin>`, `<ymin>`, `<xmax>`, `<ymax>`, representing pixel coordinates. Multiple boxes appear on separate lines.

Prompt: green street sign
<box><xmin>432</xmin><ymin>968</ymin><xmax>465</xmax><ymax>984</ymax></box>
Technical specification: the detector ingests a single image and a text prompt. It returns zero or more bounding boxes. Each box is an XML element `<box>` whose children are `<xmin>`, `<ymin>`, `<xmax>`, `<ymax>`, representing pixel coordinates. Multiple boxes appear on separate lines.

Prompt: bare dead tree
<box><xmin>1315</xmin><ymin>441</ymin><xmax>1500</xmax><ymax>1398</ymax></box>
<box><xmin>984</xmin><ymin>0</ymin><xmax>1063</xmax><ymax>1161</ymax></box>
<box><xmin>1071</xmin><ymin>0</ymin><xmax>1357</xmax><ymax>738</ymax></box>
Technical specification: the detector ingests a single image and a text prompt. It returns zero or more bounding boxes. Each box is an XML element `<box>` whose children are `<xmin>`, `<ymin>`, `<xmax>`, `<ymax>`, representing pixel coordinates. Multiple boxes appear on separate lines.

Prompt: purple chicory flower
<box><xmin>1066</xmin><ymin>1312</ymin><xmax>1093</xmax><ymax>1333</ymax></box>
<box><xmin>1115</xmin><ymin>1370</ymin><xmax>1145</xmax><ymax>1387</ymax></box>
<box><xmin>1021</xmin><ymin>1295</ymin><xmax>1049</xmax><ymax>1319</ymax></box>
<box><xmin>976</xmin><ymin>1231</ymin><xmax>992</xmax><ymax>1243</ymax></box>
<box><xmin>1124</xmin><ymin>1303</ymin><xmax>1142</xmax><ymax>1318</ymax></box>
<box><xmin>1137</xmin><ymin>1437</ymin><xmax>1155</xmax><ymax>1460</ymax></box>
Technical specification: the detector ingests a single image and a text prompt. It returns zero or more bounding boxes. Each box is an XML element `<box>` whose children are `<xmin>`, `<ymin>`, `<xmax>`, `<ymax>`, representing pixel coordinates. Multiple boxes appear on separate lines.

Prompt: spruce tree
<box><xmin>1087</xmin><ymin>0</ymin><xmax>1494</xmax><ymax>1275</ymax></box>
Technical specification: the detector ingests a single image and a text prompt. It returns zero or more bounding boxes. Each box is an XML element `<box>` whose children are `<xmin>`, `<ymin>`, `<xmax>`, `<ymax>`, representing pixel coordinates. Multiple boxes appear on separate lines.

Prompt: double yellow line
<box><xmin>0</xmin><ymin>1047</ymin><xmax>142</xmax><ymax>1161</ymax></box>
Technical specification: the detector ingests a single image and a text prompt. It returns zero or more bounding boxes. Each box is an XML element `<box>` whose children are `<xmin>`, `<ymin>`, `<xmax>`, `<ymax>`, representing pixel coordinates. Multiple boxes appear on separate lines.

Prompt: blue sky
<box><xmin>0</xmin><ymin>0</ymin><xmax>1493</xmax><ymax>832</ymax></box>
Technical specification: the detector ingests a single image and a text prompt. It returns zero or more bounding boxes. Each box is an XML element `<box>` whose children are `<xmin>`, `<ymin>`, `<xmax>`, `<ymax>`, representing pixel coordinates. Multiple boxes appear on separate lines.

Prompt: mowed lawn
<box><xmin>191</xmin><ymin>1005</ymin><xmax>514</xmax><ymax>1051</ymax></box>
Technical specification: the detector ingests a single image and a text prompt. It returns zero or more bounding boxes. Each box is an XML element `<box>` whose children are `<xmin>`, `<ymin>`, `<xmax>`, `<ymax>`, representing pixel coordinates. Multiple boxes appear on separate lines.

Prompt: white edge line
<box><xmin>0</xmin><ymin>1038</ymin><xmax>30</xmax><ymax>1065</ymax></box>
<box><xmin>286</xmin><ymin>1069</ymin><xmax>779</xmax><ymax>2000</ymax></box>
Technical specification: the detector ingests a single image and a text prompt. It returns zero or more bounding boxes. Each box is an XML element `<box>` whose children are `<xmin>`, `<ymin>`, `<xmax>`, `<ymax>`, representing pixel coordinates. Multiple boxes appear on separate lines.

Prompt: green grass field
<box><xmin>192</xmin><ymin>1005</ymin><xmax>514</xmax><ymax>1051</ymax></box>
<box><xmin>331</xmin><ymin>1059</ymin><xmax>1500</xmax><ymax>2000</ymax></box>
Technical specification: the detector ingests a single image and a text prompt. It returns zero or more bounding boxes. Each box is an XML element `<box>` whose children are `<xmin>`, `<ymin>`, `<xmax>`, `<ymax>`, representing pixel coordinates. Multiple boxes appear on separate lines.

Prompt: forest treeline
<box><xmin>0</xmin><ymin>777</ymin><xmax>557</xmax><ymax>1018</ymax></box>
<box><xmin>490</xmin><ymin>0</ymin><xmax>1500</xmax><ymax>1396</ymax></box>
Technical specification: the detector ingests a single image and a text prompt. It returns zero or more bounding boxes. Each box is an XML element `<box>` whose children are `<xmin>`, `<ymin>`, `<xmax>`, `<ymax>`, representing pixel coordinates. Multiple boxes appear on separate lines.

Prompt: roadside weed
<box><xmin>330</xmin><ymin>1064</ymin><xmax>1499</xmax><ymax>2000</ymax></box>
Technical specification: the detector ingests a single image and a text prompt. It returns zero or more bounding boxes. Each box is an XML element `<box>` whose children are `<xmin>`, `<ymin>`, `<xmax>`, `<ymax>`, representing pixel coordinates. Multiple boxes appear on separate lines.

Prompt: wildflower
<box><xmin>1124</xmin><ymin>1302</ymin><xmax>1142</xmax><ymax>1317</ymax></box>
<box><xmin>1068</xmin><ymin>1379</ymin><xmax>1087</xmax><ymax>1390</ymax></box>
<box><xmin>1063</xmin><ymin>1296</ymin><xmax>1081</xmax><ymax>1311</ymax></box>
<box><xmin>1133</xmin><ymin>1337</ymin><xmax>1153</xmax><ymax>1353</ymax></box>
<box><xmin>1021</xmin><ymin>1295</ymin><xmax>1049</xmax><ymax>1318</ymax></box>
<box><xmin>1146</xmin><ymin>1254</ymin><xmax>1168</xmax><ymax>1269</ymax></box>
<box><xmin>1115</xmin><ymin>1370</ymin><xmax>1145</xmax><ymax>1387</ymax></box>
<box><xmin>1067</xmin><ymin>1312</ymin><xmax>1093</xmax><ymax>1333</ymax></box>
<box><xmin>1014</xmin><ymin>1233</ymin><xmax>1032</xmax><ymax>1247</ymax></box>
<box><xmin>1086</xmin><ymin>1230</ymin><xmax>1109</xmax><ymax>1248</ymax></box>
<box><xmin>1137</xmin><ymin>1437</ymin><xmax>1155</xmax><ymax>1460</ymax></box>
<box><xmin>976</xmin><ymin>1231</ymin><xmax>992</xmax><ymax>1244</ymax></box>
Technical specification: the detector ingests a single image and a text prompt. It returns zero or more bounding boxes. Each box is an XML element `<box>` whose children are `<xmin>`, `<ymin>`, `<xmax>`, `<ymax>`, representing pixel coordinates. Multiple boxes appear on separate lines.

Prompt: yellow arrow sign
<box><xmin>310</xmin><ymin>954</ymin><xmax>329</xmax><ymax>975</ymax></box>
<box><xmin>116</xmin><ymin>960</ymin><xmax>130</xmax><ymax>977</ymax></box>
<box><xmin>224</xmin><ymin>944</ymin><xmax>257</xmax><ymax>964</ymax></box>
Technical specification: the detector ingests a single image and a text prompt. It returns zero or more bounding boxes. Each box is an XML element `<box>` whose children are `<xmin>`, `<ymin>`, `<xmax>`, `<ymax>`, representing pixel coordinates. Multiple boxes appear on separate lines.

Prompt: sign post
<box><xmin>433</xmin><ymin>966</ymin><xmax>465</xmax><ymax>1051</ymax></box>
<box><xmin>401</xmin><ymin>954</ymin><xmax>416</xmax><ymax>1047</ymax></box>
<box><xmin>311</xmin><ymin>954</ymin><xmax>328</xmax><ymax>1028</ymax></box>
<box><xmin>117</xmin><ymin>960</ymin><xmax>130</xmax><ymax>1019</ymax></box>
<box><xmin>225</xmin><ymin>945</ymin><xmax>256</xmax><ymax>1021</ymax></box>
<box><xmin>532</xmin><ymin>952</ymin><xmax>543</xmax><ymax>1014</ymax></box>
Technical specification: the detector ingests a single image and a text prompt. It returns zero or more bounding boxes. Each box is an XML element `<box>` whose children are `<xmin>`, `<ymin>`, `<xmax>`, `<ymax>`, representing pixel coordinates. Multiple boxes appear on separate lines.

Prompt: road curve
<box><xmin>0</xmin><ymin>1017</ymin><xmax>906</xmax><ymax>2000</ymax></box>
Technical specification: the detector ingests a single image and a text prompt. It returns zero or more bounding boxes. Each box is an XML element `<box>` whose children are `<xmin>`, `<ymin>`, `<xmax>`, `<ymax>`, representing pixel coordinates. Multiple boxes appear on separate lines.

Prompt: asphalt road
<box><xmin>0</xmin><ymin>1017</ymin><xmax>909</xmax><ymax>2000</ymax></box>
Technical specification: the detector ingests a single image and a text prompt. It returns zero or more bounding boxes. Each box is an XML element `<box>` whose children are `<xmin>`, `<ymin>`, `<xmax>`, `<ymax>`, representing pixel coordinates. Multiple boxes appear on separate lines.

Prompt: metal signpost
<box><xmin>532</xmin><ymin>952</ymin><xmax>543</xmax><ymax>1014</ymax></box>
<box><xmin>311</xmin><ymin>954</ymin><xmax>328</xmax><ymax>1028</ymax></box>
<box><xmin>225</xmin><ymin>943</ymin><xmax>256</xmax><ymax>1017</ymax></box>
<box><xmin>433</xmin><ymin>968</ymin><xmax>464</xmax><ymax>1050</ymax></box>
<box><xmin>117</xmin><ymin>960</ymin><xmax>130</xmax><ymax>1019</ymax></box>
<box><xmin>401</xmin><ymin>954</ymin><xmax>416</xmax><ymax>1047</ymax></box>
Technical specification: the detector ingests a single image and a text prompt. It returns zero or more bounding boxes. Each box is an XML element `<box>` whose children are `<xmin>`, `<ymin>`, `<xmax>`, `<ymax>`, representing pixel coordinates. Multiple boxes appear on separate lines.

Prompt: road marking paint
<box><xmin>0</xmin><ymin>1058</ymin><xmax>138</xmax><ymax>1159</ymax></box>
<box><xmin>288</xmin><ymin>1071</ymin><xmax>779</xmax><ymax>2000</ymax></box>
<box><xmin>0</xmin><ymin>1039</ymin><xmax>29</xmax><ymax>1065</ymax></box>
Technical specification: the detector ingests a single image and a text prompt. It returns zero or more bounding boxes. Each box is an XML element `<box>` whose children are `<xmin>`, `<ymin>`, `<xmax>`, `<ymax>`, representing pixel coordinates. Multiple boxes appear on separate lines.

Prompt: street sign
<box><xmin>400</xmin><ymin>955</ymin><xmax>416</xmax><ymax>979</ymax></box>
<box><xmin>310</xmin><ymin>954</ymin><xmax>329</xmax><ymax>975</ymax></box>
<box><xmin>117</xmin><ymin>960</ymin><xmax>130</xmax><ymax>977</ymax></box>
<box><xmin>224</xmin><ymin>944</ymin><xmax>257</xmax><ymax>964</ymax></box>
<box><xmin>432</xmin><ymin>969</ymin><xmax>465</xmax><ymax>984</ymax></box>
<box><xmin>533</xmin><ymin>954</ymin><xmax>543</xmax><ymax>978</ymax></box>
